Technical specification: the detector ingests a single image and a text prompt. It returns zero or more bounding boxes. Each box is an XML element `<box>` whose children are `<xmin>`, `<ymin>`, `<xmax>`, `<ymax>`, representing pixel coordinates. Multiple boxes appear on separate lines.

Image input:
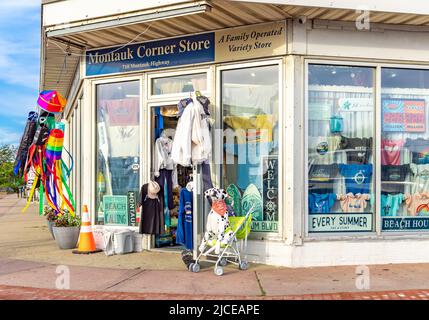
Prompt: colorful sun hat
<box><xmin>37</xmin><ymin>90</ymin><xmax>67</xmax><ymax>114</ymax></box>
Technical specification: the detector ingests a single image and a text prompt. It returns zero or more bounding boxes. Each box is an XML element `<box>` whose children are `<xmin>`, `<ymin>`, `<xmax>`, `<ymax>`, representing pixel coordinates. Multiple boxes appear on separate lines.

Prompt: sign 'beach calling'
<box><xmin>86</xmin><ymin>21</ymin><xmax>286</xmax><ymax>76</ymax></box>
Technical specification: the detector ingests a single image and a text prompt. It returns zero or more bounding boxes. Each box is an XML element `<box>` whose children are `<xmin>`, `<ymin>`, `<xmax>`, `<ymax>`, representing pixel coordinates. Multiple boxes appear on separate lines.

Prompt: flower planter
<box><xmin>47</xmin><ymin>220</ymin><xmax>55</xmax><ymax>240</ymax></box>
<box><xmin>53</xmin><ymin>226</ymin><xmax>80</xmax><ymax>250</ymax></box>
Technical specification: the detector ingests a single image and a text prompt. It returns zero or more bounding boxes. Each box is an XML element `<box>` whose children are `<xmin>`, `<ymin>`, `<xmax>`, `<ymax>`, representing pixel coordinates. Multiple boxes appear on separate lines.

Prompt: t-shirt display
<box><xmin>340</xmin><ymin>136</ymin><xmax>373</xmax><ymax>164</ymax></box>
<box><xmin>337</xmin><ymin>193</ymin><xmax>370</xmax><ymax>213</ymax></box>
<box><xmin>410</xmin><ymin>164</ymin><xmax>429</xmax><ymax>194</ymax></box>
<box><xmin>105</xmin><ymin>126</ymin><xmax>140</xmax><ymax>158</ymax></box>
<box><xmin>381</xmin><ymin>139</ymin><xmax>404</xmax><ymax>166</ymax></box>
<box><xmin>307</xmin><ymin>67</ymin><xmax>429</xmax><ymax>232</ymax></box>
<box><xmin>308</xmin><ymin>135</ymin><xmax>343</xmax><ymax>165</ymax></box>
<box><xmin>307</xmin><ymin>65</ymin><xmax>376</xmax><ymax>233</ymax></box>
<box><xmin>102</xmin><ymin>98</ymin><xmax>140</xmax><ymax>158</ymax></box>
<box><xmin>405</xmin><ymin>192</ymin><xmax>429</xmax><ymax>216</ymax></box>
<box><xmin>376</xmin><ymin>137</ymin><xmax>429</xmax><ymax>219</ymax></box>
<box><xmin>381</xmin><ymin>194</ymin><xmax>405</xmax><ymax>217</ymax></box>
<box><xmin>381</xmin><ymin>164</ymin><xmax>410</xmax><ymax>194</ymax></box>
<box><xmin>404</xmin><ymin>138</ymin><xmax>429</xmax><ymax>164</ymax></box>
<box><xmin>308</xmin><ymin>164</ymin><xmax>338</xmax><ymax>194</ymax></box>
<box><xmin>339</xmin><ymin>164</ymin><xmax>373</xmax><ymax>194</ymax></box>
<box><xmin>308</xmin><ymin>193</ymin><xmax>337</xmax><ymax>213</ymax></box>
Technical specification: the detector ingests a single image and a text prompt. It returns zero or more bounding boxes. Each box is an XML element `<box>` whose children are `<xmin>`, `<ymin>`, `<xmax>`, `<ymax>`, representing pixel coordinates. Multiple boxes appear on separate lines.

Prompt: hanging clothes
<box><xmin>176</xmin><ymin>183</ymin><xmax>194</xmax><ymax>250</ymax></box>
<box><xmin>154</xmin><ymin>108</ymin><xmax>164</xmax><ymax>140</ymax></box>
<box><xmin>171</xmin><ymin>95</ymin><xmax>212</xmax><ymax>167</ymax></box>
<box><xmin>139</xmin><ymin>182</ymin><xmax>165</xmax><ymax>235</ymax></box>
<box><xmin>156</xmin><ymin>169</ymin><xmax>175</xmax><ymax>210</ymax></box>
<box><xmin>177</xmin><ymin>164</ymin><xmax>193</xmax><ymax>188</ymax></box>
<box><xmin>154</xmin><ymin>132</ymin><xmax>177</xmax><ymax>210</ymax></box>
<box><xmin>154</xmin><ymin>133</ymin><xmax>174</xmax><ymax>175</ymax></box>
<box><xmin>201</xmin><ymin>161</ymin><xmax>213</xmax><ymax>192</ymax></box>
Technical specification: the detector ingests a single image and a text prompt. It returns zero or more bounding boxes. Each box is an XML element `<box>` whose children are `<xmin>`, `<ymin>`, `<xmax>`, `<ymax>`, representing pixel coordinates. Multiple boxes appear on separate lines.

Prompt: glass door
<box><xmin>145</xmin><ymin>68</ymin><xmax>211</xmax><ymax>254</ymax></box>
<box><xmin>149</xmin><ymin>104</ymin><xmax>192</xmax><ymax>250</ymax></box>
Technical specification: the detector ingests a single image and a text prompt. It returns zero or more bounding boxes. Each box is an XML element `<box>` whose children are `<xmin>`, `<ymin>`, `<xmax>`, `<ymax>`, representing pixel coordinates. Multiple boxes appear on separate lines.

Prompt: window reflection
<box><xmin>152</xmin><ymin>73</ymin><xmax>207</xmax><ymax>95</ymax></box>
<box><xmin>381</xmin><ymin>68</ymin><xmax>429</xmax><ymax>231</ymax></box>
<box><xmin>96</xmin><ymin>81</ymin><xmax>140</xmax><ymax>226</ymax></box>
<box><xmin>307</xmin><ymin>65</ymin><xmax>375</xmax><ymax>233</ymax></box>
<box><xmin>221</xmin><ymin>65</ymin><xmax>279</xmax><ymax>233</ymax></box>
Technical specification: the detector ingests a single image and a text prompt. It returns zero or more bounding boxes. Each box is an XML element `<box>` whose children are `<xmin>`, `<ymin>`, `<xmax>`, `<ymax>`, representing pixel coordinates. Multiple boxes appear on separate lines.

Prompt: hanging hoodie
<box><xmin>154</xmin><ymin>134</ymin><xmax>174</xmax><ymax>176</ymax></box>
<box><xmin>172</xmin><ymin>96</ymin><xmax>212</xmax><ymax>166</ymax></box>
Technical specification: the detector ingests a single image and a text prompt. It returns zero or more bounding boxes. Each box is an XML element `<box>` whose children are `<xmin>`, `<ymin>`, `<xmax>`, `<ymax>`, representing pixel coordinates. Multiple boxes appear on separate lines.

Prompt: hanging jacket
<box><xmin>172</xmin><ymin>96</ymin><xmax>212</xmax><ymax>166</ymax></box>
<box><xmin>191</xmin><ymin>98</ymin><xmax>212</xmax><ymax>164</ymax></box>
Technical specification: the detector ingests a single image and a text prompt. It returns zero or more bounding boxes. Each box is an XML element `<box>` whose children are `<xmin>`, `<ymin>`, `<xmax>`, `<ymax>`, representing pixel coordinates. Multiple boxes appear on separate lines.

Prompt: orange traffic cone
<box><xmin>73</xmin><ymin>205</ymin><xmax>102</xmax><ymax>254</ymax></box>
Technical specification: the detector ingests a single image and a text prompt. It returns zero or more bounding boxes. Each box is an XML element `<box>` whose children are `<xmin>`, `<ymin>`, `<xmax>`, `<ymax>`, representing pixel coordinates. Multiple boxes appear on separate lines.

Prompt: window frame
<box><xmin>304</xmin><ymin>58</ymin><xmax>429</xmax><ymax>240</ymax></box>
<box><xmin>145</xmin><ymin>67</ymin><xmax>212</xmax><ymax>252</ymax></box>
<box><xmin>215</xmin><ymin>59</ymin><xmax>285</xmax><ymax>241</ymax></box>
<box><xmin>91</xmin><ymin>75</ymin><xmax>143</xmax><ymax>228</ymax></box>
<box><xmin>147</xmin><ymin>67</ymin><xmax>211</xmax><ymax>101</ymax></box>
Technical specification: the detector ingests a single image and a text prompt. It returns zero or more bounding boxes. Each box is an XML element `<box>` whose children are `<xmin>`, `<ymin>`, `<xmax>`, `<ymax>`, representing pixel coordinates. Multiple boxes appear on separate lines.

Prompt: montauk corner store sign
<box><xmin>85</xmin><ymin>21</ymin><xmax>286</xmax><ymax>76</ymax></box>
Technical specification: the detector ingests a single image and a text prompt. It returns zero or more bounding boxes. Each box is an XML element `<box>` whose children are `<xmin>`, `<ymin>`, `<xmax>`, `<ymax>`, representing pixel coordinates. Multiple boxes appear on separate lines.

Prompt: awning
<box><xmin>40</xmin><ymin>0</ymin><xmax>429</xmax><ymax>99</ymax></box>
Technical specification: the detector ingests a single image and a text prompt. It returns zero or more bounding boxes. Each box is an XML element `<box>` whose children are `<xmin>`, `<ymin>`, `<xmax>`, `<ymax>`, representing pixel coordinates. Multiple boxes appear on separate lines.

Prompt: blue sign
<box><xmin>382</xmin><ymin>217</ymin><xmax>429</xmax><ymax>231</ymax></box>
<box><xmin>86</xmin><ymin>33</ymin><xmax>215</xmax><ymax>76</ymax></box>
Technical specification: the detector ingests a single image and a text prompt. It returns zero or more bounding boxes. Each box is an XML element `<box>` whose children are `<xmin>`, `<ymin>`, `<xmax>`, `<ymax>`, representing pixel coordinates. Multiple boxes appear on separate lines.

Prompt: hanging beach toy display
<box><xmin>19</xmin><ymin>90</ymin><xmax>75</xmax><ymax>217</ymax></box>
<box><xmin>37</xmin><ymin>90</ymin><xmax>66</xmax><ymax>114</ymax></box>
<box><xmin>44</xmin><ymin>128</ymin><xmax>75</xmax><ymax>215</ymax></box>
<box><xmin>13</xmin><ymin>111</ymin><xmax>38</xmax><ymax>177</ymax></box>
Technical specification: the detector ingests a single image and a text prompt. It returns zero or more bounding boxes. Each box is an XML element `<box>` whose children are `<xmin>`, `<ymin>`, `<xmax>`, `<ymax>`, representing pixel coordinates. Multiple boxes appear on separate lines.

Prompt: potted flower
<box><xmin>43</xmin><ymin>207</ymin><xmax>58</xmax><ymax>239</ymax></box>
<box><xmin>52</xmin><ymin>210</ymin><xmax>81</xmax><ymax>250</ymax></box>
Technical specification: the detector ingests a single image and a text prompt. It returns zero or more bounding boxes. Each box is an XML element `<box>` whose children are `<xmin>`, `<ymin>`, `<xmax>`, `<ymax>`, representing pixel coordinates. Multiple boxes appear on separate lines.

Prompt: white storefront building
<box><xmin>40</xmin><ymin>0</ymin><xmax>429</xmax><ymax>267</ymax></box>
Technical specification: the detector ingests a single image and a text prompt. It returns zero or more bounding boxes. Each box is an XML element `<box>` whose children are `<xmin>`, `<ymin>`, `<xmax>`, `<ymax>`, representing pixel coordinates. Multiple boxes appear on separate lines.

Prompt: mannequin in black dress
<box><xmin>139</xmin><ymin>181</ymin><xmax>165</xmax><ymax>235</ymax></box>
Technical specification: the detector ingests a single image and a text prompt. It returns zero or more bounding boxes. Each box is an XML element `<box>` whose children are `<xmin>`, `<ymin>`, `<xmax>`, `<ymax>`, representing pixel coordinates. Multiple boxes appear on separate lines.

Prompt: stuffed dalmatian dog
<box><xmin>199</xmin><ymin>188</ymin><xmax>235</xmax><ymax>255</ymax></box>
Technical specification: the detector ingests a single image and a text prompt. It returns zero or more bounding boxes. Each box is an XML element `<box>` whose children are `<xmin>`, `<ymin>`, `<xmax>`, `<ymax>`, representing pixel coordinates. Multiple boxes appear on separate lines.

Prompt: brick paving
<box><xmin>1</xmin><ymin>284</ymin><xmax>429</xmax><ymax>300</ymax></box>
<box><xmin>3</xmin><ymin>195</ymin><xmax>429</xmax><ymax>300</ymax></box>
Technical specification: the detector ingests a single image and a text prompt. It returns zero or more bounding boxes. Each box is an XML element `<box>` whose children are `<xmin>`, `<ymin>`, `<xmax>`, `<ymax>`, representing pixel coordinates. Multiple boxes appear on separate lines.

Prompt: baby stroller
<box><xmin>189</xmin><ymin>205</ymin><xmax>253</xmax><ymax>276</ymax></box>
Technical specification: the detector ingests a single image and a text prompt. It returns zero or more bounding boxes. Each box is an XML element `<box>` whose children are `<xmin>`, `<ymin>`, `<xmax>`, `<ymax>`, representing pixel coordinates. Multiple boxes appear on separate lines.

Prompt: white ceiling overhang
<box><xmin>40</xmin><ymin>0</ymin><xmax>429</xmax><ymax>99</ymax></box>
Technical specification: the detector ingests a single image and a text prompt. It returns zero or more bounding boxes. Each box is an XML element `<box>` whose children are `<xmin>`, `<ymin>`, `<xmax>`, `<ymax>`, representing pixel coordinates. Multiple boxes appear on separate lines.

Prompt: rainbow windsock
<box><xmin>41</xmin><ymin>129</ymin><xmax>75</xmax><ymax>215</ymax></box>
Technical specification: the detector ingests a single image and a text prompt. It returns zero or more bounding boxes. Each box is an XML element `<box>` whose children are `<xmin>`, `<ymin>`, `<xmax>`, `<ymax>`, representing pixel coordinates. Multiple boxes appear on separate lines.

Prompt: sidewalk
<box><xmin>2</xmin><ymin>194</ymin><xmax>429</xmax><ymax>299</ymax></box>
<box><xmin>1</xmin><ymin>284</ymin><xmax>429</xmax><ymax>300</ymax></box>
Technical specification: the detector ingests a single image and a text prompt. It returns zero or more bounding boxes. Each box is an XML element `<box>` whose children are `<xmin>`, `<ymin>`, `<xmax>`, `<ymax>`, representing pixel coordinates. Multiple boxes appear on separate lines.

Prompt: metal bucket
<box><xmin>53</xmin><ymin>226</ymin><xmax>80</xmax><ymax>250</ymax></box>
<box><xmin>47</xmin><ymin>220</ymin><xmax>55</xmax><ymax>239</ymax></box>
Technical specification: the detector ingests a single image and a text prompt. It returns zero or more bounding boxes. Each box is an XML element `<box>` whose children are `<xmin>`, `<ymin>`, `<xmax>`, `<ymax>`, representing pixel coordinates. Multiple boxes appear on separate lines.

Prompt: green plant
<box><xmin>43</xmin><ymin>207</ymin><xmax>58</xmax><ymax>222</ymax></box>
<box><xmin>0</xmin><ymin>144</ymin><xmax>21</xmax><ymax>193</ymax></box>
<box><xmin>54</xmin><ymin>210</ymin><xmax>81</xmax><ymax>227</ymax></box>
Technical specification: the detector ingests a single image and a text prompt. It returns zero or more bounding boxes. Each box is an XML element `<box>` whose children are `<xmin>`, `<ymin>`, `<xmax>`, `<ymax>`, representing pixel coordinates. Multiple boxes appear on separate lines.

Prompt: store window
<box><xmin>381</xmin><ymin>68</ymin><xmax>429</xmax><ymax>232</ymax></box>
<box><xmin>307</xmin><ymin>64</ymin><xmax>375</xmax><ymax>233</ymax></box>
<box><xmin>95</xmin><ymin>81</ymin><xmax>140</xmax><ymax>226</ymax></box>
<box><xmin>221</xmin><ymin>65</ymin><xmax>279</xmax><ymax>233</ymax></box>
<box><xmin>152</xmin><ymin>73</ymin><xmax>207</xmax><ymax>95</ymax></box>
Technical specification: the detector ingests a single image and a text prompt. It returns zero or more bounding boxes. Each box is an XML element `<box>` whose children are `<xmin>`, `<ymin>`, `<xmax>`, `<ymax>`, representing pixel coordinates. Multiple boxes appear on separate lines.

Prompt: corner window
<box><xmin>381</xmin><ymin>68</ymin><xmax>429</xmax><ymax>232</ymax></box>
<box><xmin>95</xmin><ymin>81</ymin><xmax>140</xmax><ymax>226</ymax></box>
<box><xmin>307</xmin><ymin>64</ymin><xmax>375</xmax><ymax>233</ymax></box>
<box><xmin>221</xmin><ymin>65</ymin><xmax>280</xmax><ymax>233</ymax></box>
